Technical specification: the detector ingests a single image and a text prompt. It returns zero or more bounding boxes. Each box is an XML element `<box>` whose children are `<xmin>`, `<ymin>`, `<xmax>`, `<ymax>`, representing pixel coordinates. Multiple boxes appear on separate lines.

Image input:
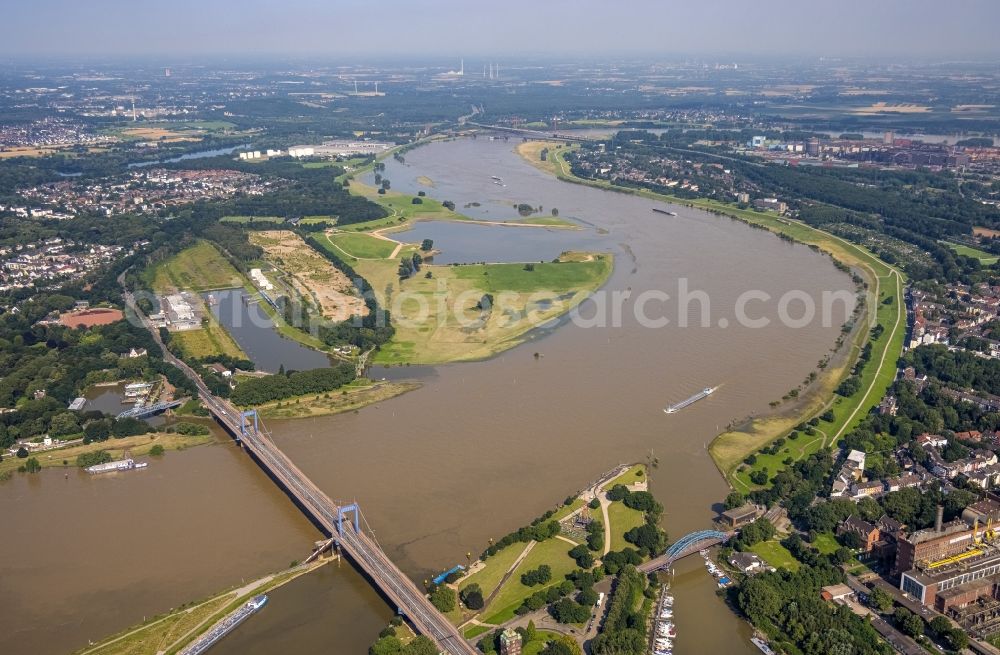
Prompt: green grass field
<box><xmin>451</xmin><ymin>256</ymin><xmax>610</xmax><ymax>292</ymax></box>
<box><xmin>147</xmin><ymin>241</ymin><xmax>243</xmax><ymax>292</ymax></box>
<box><xmin>749</xmin><ymin>540</ymin><xmax>801</xmax><ymax>572</ymax></box>
<box><xmin>602</xmin><ymin>464</ymin><xmax>646</xmax><ymax>491</ymax></box>
<box><xmin>607</xmin><ymin>501</ymin><xmax>646</xmax><ymax>552</ymax></box>
<box><xmin>459</xmin><ymin>542</ymin><xmax>530</xmax><ymax>600</ymax></box>
<box><xmin>480</xmin><ymin>538</ymin><xmax>579</xmax><ymax>625</ymax></box>
<box><xmin>327</xmin><ymin>232</ymin><xmax>398</xmax><ymax>259</ymax></box>
<box><xmin>812</xmin><ymin>532</ymin><xmax>840</xmax><ymax>555</ymax></box>
<box><xmin>942</xmin><ymin>240</ymin><xmax>1000</xmax><ymax>264</ymax></box>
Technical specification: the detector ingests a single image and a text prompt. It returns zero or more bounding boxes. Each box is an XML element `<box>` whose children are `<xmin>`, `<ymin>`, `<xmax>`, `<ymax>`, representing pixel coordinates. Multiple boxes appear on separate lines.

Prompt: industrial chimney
<box><xmin>936</xmin><ymin>505</ymin><xmax>944</xmax><ymax>532</ymax></box>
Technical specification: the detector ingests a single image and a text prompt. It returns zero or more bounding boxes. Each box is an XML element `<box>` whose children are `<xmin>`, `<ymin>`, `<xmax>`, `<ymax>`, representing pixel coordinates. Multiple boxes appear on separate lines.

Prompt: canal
<box><xmin>3</xmin><ymin>137</ymin><xmax>856</xmax><ymax>655</ymax></box>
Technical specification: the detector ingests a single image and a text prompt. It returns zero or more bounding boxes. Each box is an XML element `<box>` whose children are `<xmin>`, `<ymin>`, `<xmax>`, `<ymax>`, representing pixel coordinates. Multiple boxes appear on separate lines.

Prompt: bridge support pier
<box><xmin>337</xmin><ymin>503</ymin><xmax>360</xmax><ymax>535</ymax></box>
<box><xmin>239</xmin><ymin>409</ymin><xmax>259</xmax><ymax>443</ymax></box>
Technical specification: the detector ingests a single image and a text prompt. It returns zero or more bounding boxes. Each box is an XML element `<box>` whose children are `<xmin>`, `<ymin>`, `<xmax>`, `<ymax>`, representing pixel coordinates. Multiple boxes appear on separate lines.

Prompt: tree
<box><xmin>578</xmin><ymin>587</ymin><xmax>599</xmax><ymax>606</ymax></box>
<box><xmin>724</xmin><ymin>491</ymin><xmax>745</xmax><ymax>510</ymax></box>
<box><xmin>894</xmin><ymin>607</ymin><xmax>924</xmax><ymax>638</ymax></box>
<box><xmin>15</xmin><ymin>446</ymin><xmax>28</xmax><ymax>459</ymax></box>
<box><xmin>402</xmin><ymin>636</ymin><xmax>439</xmax><ymax>655</ymax></box>
<box><xmin>429</xmin><ymin>585</ymin><xmax>456</xmax><ymax>612</ymax></box>
<box><xmin>868</xmin><ymin>586</ymin><xmax>894</xmax><ymax>613</ymax></box>
<box><xmin>150</xmin><ymin>444</ymin><xmax>165</xmax><ymax>456</ymax></box>
<box><xmin>550</xmin><ymin>597</ymin><xmax>590</xmax><ymax>623</ymax></box>
<box><xmin>460</xmin><ymin>583</ymin><xmax>484</xmax><ymax>610</ymax></box>
<box><xmin>521</xmin><ymin>564</ymin><xmax>552</xmax><ymax>586</ymax></box>
<box><xmin>540</xmin><ymin>635</ymin><xmax>581</xmax><ymax>655</ymax></box>
<box><xmin>420</xmin><ymin>239</ymin><xmax>433</xmax><ymax>251</ymax></box>
<box><xmin>25</xmin><ymin>457</ymin><xmax>41</xmax><ymax>473</ymax></box>
<box><xmin>49</xmin><ymin>412</ymin><xmax>81</xmax><ymax>437</ymax></box>
<box><xmin>370</xmin><ymin>635</ymin><xmax>403</xmax><ymax>655</ymax></box>
<box><xmin>929</xmin><ymin>615</ymin><xmax>951</xmax><ymax>636</ymax></box>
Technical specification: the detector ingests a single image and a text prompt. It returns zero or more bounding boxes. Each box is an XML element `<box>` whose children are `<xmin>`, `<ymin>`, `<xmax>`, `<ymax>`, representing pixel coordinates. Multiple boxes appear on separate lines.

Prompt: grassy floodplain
<box><xmin>312</xmin><ymin>231</ymin><xmax>611</xmax><ymax>365</ymax></box>
<box><xmin>309</xmin><ymin>151</ymin><xmax>614</xmax><ymax>364</ymax></box>
<box><xmin>252</xmin><ymin>380</ymin><xmax>421</xmax><ymax>419</ymax></box>
<box><xmin>517</xmin><ymin>141</ymin><xmax>907</xmax><ymax>491</ymax></box>
<box><xmin>1</xmin><ymin>432</ymin><xmax>214</xmax><ymax>478</ymax></box>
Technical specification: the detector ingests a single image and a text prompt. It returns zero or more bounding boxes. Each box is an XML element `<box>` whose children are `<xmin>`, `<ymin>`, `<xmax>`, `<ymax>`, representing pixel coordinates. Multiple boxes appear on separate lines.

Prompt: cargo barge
<box><xmin>179</xmin><ymin>594</ymin><xmax>268</xmax><ymax>655</ymax></box>
<box><xmin>663</xmin><ymin>386</ymin><xmax>716</xmax><ymax>414</ymax></box>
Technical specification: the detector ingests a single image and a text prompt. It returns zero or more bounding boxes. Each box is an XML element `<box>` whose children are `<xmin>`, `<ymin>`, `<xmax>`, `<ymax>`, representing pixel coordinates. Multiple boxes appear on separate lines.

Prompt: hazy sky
<box><xmin>5</xmin><ymin>0</ymin><xmax>1000</xmax><ymax>59</ymax></box>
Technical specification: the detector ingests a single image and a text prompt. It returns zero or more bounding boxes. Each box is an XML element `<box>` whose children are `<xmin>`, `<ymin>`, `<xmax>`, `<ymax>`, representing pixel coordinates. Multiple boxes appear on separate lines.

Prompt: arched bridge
<box><xmin>639</xmin><ymin>530</ymin><xmax>734</xmax><ymax>573</ymax></box>
<box><xmin>116</xmin><ymin>398</ymin><xmax>184</xmax><ymax>420</ymax></box>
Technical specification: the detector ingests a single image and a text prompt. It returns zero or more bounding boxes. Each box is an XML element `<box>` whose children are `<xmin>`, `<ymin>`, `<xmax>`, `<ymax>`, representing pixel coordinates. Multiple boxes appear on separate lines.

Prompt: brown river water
<box><xmin>2</xmin><ymin>138</ymin><xmax>856</xmax><ymax>654</ymax></box>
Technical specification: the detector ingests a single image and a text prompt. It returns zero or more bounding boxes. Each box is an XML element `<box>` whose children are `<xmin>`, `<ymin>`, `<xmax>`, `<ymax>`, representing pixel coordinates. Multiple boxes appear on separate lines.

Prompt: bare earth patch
<box><xmin>251</xmin><ymin>230</ymin><xmax>368</xmax><ymax>323</ymax></box>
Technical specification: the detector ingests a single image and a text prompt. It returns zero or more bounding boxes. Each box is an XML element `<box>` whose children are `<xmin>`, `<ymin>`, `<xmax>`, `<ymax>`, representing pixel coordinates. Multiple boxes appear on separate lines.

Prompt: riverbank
<box><xmin>0</xmin><ymin>431</ymin><xmax>214</xmax><ymax>480</ymax></box>
<box><xmin>250</xmin><ymin>379</ymin><xmax>421</xmax><ymax>419</ymax></box>
<box><xmin>75</xmin><ymin>560</ymin><xmax>328</xmax><ymax>655</ymax></box>
<box><xmin>515</xmin><ymin>140</ymin><xmax>906</xmax><ymax>490</ymax></box>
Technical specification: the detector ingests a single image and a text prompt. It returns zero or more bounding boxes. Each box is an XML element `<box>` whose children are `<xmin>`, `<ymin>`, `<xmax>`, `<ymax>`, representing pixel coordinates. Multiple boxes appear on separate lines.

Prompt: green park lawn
<box><xmin>481</xmin><ymin>538</ymin><xmax>578</xmax><ymax>625</ymax></box>
<box><xmin>812</xmin><ymin>532</ymin><xmax>840</xmax><ymax>555</ymax></box>
<box><xmin>749</xmin><ymin>540</ymin><xmax>801</xmax><ymax>572</ymax></box>
<box><xmin>607</xmin><ymin>501</ymin><xmax>646</xmax><ymax>552</ymax></box>
<box><xmin>459</xmin><ymin>542</ymin><xmax>530</xmax><ymax>600</ymax></box>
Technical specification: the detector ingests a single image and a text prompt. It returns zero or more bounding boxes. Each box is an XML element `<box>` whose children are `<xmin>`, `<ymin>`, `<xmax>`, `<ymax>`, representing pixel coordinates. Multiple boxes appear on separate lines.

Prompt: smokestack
<box><xmin>936</xmin><ymin>505</ymin><xmax>944</xmax><ymax>532</ymax></box>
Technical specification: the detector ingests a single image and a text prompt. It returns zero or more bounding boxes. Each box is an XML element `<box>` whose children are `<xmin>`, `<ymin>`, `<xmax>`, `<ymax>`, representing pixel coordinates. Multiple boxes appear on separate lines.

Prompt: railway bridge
<box><xmin>638</xmin><ymin>530</ymin><xmax>735</xmax><ymax>573</ymax></box>
<box><xmin>123</xmin><ymin>288</ymin><xmax>476</xmax><ymax>655</ymax></box>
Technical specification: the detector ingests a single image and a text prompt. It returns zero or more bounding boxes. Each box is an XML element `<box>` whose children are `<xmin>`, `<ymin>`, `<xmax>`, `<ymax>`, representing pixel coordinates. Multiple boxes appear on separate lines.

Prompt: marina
<box><xmin>664</xmin><ymin>386</ymin><xmax>716</xmax><ymax>414</ymax></box>
<box><xmin>652</xmin><ymin>587</ymin><xmax>676</xmax><ymax>655</ymax></box>
<box><xmin>179</xmin><ymin>594</ymin><xmax>268</xmax><ymax>655</ymax></box>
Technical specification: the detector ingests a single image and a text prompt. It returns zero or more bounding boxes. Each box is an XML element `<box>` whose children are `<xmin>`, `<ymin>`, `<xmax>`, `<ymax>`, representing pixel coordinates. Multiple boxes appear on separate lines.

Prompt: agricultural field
<box><xmin>146</xmin><ymin>241</ymin><xmax>243</xmax><ymax>293</ymax></box>
<box><xmin>250</xmin><ymin>230</ymin><xmax>368</xmax><ymax>322</ymax></box>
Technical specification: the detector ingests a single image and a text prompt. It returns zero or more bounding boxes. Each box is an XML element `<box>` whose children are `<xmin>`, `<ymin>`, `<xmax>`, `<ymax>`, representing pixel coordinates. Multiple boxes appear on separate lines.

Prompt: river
<box><xmin>3</xmin><ymin>137</ymin><xmax>856</xmax><ymax>655</ymax></box>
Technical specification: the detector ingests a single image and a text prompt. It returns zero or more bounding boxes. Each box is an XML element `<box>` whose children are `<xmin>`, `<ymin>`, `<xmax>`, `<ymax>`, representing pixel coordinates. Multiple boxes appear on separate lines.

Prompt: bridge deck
<box><xmin>122</xmin><ymin>287</ymin><xmax>475</xmax><ymax>655</ymax></box>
